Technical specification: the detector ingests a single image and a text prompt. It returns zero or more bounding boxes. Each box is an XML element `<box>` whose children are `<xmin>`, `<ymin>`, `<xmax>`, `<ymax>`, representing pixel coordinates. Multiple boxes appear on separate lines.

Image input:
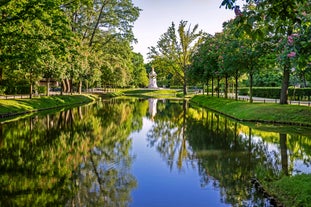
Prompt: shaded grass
<box><xmin>190</xmin><ymin>95</ymin><xmax>311</xmax><ymax>126</ymax></box>
<box><xmin>0</xmin><ymin>95</ymin><xmax>95</xmax><ymax>117</ymax></box>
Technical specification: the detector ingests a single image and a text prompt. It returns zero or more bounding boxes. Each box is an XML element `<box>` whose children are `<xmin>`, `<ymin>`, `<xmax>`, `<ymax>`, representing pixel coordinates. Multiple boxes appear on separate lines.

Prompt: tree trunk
<box><xmin>217</xmin><ymin>77</ymin><xmax>220</xmax><ymax>98</ymax></box>
<box><xmin>280</xmin><ymin>28</ymin><xmax>293</xmax><ymax>104</ymax></box>
<box><xmin>29</xmin><ymin>84</ymin><xmax>33</xmax><ymax>99</ymax></box>
<box><xmin>235</xmin><ymin>72</ymin><xmax>238</xmax><ymax>101</ymax></box>
<box><xmin>46</xmin><ymin>77</ymin><xmax>50</xmax><ymax>96</ymax></box>
<box><xmin>78</xmin><ymin>80</ymin><xmax>82</xmax><ymax>94</ymax></box>
<box><xmin>62</xmin><ymin>79</ymin><xmax>67</xmax><ymax>94</ymax></box>
<box><xmin>211</xmin><ymin>77</ymin><xmax>214</xmax><ymax>97</ymax></box>
<box><xmin>29</xmin><ymin>72</ymin><xmax>33</xmax><ymax>99</ymax></box>
<box><xmin>65</xmin><ymin>78</ymin><xmax>71</xmax><ymax>93</ymax></box>
<box><xmin>225</xmin><ymin>75</ymin><xmax>228</xmax><ymax>99</ymax></box>
<box><xmin>183</xmin><ymin>75</ymin><xmax>187</xmax><ymax>96</ymax></box>
<box><xmin>0</xmin><ymin>67</ymin><xmax>2</xmax><ymax>84</ymax></box>
<box><xmin>280</xmin><ymin>67</ymin><xmax>290</xmax><ymax>104</ymax></box>
<box><xmin>70</xmin><ymin>78</ymin><xmax>73</xmax><ymax>94</ymax></box>
<box><xmin>249</xmin><ymin>72</ymin><xmax>253</xmax><ymax>103</ymax></box>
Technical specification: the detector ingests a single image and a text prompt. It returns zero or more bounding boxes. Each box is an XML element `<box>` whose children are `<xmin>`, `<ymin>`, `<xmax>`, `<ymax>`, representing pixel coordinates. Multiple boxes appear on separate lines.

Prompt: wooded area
<box><xmin>1</xmin><ymin>0</ymin><xmax>311</xmax><ymax>105</ymax></box>
<box><xmin>149</xmin><ymin>0</ymin><xmax>311</xmax><ymax>104</ymax></box>
<box><xmin>0</xmin><ymin>0</ymin><xmax>149</xmax><ymax>98</ymax></box>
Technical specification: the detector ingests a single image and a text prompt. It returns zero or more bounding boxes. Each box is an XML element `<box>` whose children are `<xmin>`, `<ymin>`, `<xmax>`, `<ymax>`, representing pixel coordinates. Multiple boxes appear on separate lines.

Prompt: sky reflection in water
<box><xmin>130</xmin><ymin>118</ymin><xmax>230</xmax><ymax>207</ymax></box>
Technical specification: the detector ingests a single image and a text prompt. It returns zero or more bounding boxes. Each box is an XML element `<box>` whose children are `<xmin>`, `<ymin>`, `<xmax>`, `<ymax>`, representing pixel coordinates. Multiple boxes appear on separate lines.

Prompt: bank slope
<box><xmin>0</xmin><ymin>95</ymin><xmax>95</xmax><ymax>119</ymax></box>
<box><xmin>190</xmin><ymin>95</ymin><xmax>311</xmax><ymax>126</ymax></box>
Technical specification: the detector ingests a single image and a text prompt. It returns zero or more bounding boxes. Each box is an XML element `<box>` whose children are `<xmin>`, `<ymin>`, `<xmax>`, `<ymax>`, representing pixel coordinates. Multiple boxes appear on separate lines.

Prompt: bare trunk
<box><xmin>217</xmin><ymin>77</ymin><xmax>220</xmax><ymax>98</ymax></box>
<box><xmin>249</xmin><ymin>72</ymin><xmax>253</xmax><ymax>103</ymax></box>
<box><xmin>78</xmin><ymin>80</ymin><xmax>82</xmax><ymax>94</ymax></box>
<box><xmin>70</xmin><ymin>78</ymin><xmax>73</xmax><ymax>94</ymax></box>
<box><xmin>280</xmin><ymin>28</ymin><xmax>293</xmax><ymax>104</ymax></box>
<box><xmin>62</xmin><ymin>79</ymin><xmax>67</xmax><ymax>94</ymax></box>
<box><xmin>183</xmin><ymin>75</ymin><xmax>187</xmax><ymax>96</ymax></box>
<box><xmin>224</xmin><ymin>75</ymin><xmax>228</xmax><ymax>99</ymax></box>
<box><xmin>29</xmin><ymin>72</ymin><xmax>33</xmax><ymax>99</ymax></box>
<box><xmin>211</xmin><ymin>77</ymin><xmax>214</xmax><ymax>97</ymax></box>
<box><xmin>235</xmin><ymin>72</ymin><xmax>238</xmax><ymax>101</ymax></box>
<box><xmin>280</xmin><ymin>67</ymin><xmax>290</xmax><ymax>104</ymax></box>
<box><xmin>46</xmin><ymin>77</ymin><xmax>50</xmax><ymax>96</ymax></box>
<box><xmin>0</xmin><ymin>67</ymin><xmax>2</xmax><ymax>83</ymax></box>
<box><xmin>65</xmin><ymin>78</ymin><xmax>71</xmax><ymax>93</ymax></box>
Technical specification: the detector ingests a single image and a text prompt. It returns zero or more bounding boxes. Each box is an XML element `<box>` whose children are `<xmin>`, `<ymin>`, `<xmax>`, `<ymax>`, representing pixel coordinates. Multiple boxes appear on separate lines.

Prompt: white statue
<box><xmin>148</xmin><ymin>67</ymin><xmax>158</xmax><ymax>88</ymax></box>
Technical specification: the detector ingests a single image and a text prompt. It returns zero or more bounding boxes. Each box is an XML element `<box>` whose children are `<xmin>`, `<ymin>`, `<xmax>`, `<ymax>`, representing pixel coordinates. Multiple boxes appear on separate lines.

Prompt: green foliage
<box><xmin>149</xmin><ymin>20</ymin><xmax>204</xmax><ymax>95</ymax></box>
<box><xmin>251</xmin><ymin>87</ymin><xmax>281</xmax><ymax>99</ymax></box>
<box><xmin>131</xmin><ymin>53</ymin><xmax>149</xmax><ymax>87</ymax></box>
<box><xmin>238</xmin><ymin>87</ymin><xmax>249</xmax><ymax>95</ymax></box>
<box><xmin>0</xmin><ymin>0</ymin><xmax>142</xmax><ymax>95</ymax></box>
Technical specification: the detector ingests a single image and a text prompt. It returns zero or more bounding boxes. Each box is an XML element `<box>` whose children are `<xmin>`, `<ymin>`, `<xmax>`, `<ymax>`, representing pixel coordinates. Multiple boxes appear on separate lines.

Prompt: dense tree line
<box><xmin>0</xmin><ymin>0</ymin><xmax>148</xmax><ymax>97</ymax></box>
<box><xmin>149</xmin><ymin>0</ymin><xmax>311</xmax><ymax>104</ymax></box>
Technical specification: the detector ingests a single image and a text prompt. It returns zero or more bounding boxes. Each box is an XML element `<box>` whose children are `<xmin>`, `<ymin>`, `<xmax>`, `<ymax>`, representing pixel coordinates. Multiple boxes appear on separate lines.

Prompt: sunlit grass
<box><xmin>0</xmin><ymin>95</ymin><xmax>95</xmax><ymax>115</ymax></box>
<box><xmin>191</xmin><ymin>95</ymin><xmax>311</xmax><ymax>126</ymax></box>
<box><xmin>121</xmin><ymin>88</ymin><xmax>181</xmax><ymax>98</ymax></box>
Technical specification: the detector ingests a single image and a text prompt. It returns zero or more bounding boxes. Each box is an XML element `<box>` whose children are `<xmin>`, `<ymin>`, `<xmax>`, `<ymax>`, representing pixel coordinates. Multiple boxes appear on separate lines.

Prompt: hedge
<box><xmin>238</xmin><ymin>87</ymin><xmax>311</xmax><ymax>101</ymax></box>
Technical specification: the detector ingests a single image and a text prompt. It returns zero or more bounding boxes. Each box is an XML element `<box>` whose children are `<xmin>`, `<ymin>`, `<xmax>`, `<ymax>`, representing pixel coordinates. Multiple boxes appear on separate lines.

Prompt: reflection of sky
<box><xmin>130</xmin><ymin>118</ymin><xmax>230</xmax><ymax>207</ymax></box>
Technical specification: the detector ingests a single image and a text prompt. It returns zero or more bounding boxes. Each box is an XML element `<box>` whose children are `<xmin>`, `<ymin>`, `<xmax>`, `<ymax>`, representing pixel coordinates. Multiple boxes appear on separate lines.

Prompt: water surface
<box><xmin>0</xmin><ymin>98</ymin><xmax>310</xmax><ymax>206</ymax></box>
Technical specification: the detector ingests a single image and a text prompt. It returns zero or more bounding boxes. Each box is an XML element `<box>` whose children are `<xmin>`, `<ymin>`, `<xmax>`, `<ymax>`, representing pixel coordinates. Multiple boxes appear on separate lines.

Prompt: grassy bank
<box><xmin>190</xmin><ymin>95</ymin><xmax>311</xmax><ymax>126</ymax></box>
<box><xmin>190</xmin><ymin>95</ymin><xmax>311</xmax><ymax>206</ymax></box>
<box><xmin>0</xmin><ymin>94</ymin><xmax>96</xmax><ymax>118</ymax></box>
<box><xmin>266</xmin><ymin>174</ymin><xmax>311</xmax><ymax>207</ymax></box>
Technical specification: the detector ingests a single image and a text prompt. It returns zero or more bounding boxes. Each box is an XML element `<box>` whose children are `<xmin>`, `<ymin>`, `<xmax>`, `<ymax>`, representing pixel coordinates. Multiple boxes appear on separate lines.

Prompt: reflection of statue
<box><xmin>148</xmin><ymin>67</ymin><xmax>158</xmax><ymax>88</ymax></box>
<box><xmin>148</xmin><ymin>98</ymin><xmax>157</xmax><ymax>119</ymax></box>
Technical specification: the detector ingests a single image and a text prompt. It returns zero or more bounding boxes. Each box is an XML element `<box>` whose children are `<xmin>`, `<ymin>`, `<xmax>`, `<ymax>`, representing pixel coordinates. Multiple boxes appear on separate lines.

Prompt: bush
<box><xmin>238</xmin><ymin>87</ymin><xmax>249</xmax><ymax>95</ymax></box>
<box><xmin>0</xmin><ymin>86</ymin><xmax>6</xmax><ymax>95</ymax></box>
<box><xmin>38</xmin><ymin>86</ymin><xmax>46</xmax><ymax>94</ymax></box>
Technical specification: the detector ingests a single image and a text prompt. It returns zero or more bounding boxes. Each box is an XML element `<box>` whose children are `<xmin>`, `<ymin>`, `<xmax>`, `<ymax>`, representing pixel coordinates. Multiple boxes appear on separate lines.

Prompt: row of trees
<box><xmin>0</xmin><ymin>0</ymin><xmax>149</xmax><ymax>97</ymax></box>
<box><xmin>149</xmin><ymin>0</ymin><xmax>311</xmax><ymax>104</ymax></box>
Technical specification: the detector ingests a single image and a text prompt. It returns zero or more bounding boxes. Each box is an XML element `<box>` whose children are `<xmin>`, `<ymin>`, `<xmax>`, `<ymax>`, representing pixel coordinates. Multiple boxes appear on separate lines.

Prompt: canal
<box><xmin>0</xmin><ymin>98</ymin><xmax>310</xmax><ymax>206</ymax></box>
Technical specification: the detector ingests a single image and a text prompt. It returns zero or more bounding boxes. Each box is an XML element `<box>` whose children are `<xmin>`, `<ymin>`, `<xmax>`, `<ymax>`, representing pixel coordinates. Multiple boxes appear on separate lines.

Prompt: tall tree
<box><xmin>221</xmin><ymin>0</ymin><xmax>309</xmax><ymax>104</ymax></box>
<box><xmin>149</xmin><ymin>20</ymin><xmax>204</xmax><ymax>95</ymax></box>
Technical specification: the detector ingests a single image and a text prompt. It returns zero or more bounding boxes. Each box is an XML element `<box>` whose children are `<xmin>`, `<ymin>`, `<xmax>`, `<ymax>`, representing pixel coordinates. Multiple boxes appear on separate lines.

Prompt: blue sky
<box><xmin>132</xmin><ymin>0</ymin><xmax>241</xmax><ymax>61</ymax></box>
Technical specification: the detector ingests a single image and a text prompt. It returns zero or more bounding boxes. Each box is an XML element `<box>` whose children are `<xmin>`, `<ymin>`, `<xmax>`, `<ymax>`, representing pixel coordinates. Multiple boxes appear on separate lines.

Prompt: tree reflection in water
<box><xmin>146</xmin><ymin>99</ymin><xmax>311</xmax><ymax>206</ymax></box>
<box><xmin>0</xmin><ymin>99</ymin><xmax>142</xmax><ymax>206</ymax></box>
<box><xmin>0</xmin><ymin>98</ymin><xmax>310</xmax><ymax>207</ymax></box>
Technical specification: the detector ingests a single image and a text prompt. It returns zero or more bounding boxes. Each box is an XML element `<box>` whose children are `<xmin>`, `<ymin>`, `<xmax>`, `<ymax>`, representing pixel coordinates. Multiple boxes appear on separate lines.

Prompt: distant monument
<box><xmin>148</xmin><ymin>67</ymin><xmax>158</xmax><ymax>88</ymax></box>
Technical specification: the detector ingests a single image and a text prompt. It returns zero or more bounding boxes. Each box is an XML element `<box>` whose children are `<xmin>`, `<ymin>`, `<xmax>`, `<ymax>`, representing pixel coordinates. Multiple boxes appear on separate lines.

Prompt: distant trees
<box><xmin>149</xmin><ymin>20</ymin><xmax>204</xmax><ymax>95</ymax></box>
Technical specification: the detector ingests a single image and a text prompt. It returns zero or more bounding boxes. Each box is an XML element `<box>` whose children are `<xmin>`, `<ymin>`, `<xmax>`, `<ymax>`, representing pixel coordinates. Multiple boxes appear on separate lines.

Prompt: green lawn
<box><xmin>121</xmin><ymin>88</ymin><xmax>182</xmax><ymax>98</ymax></box>
<box><xmin>0</xmin><ymin>95</ymin><xmax>95</xmax><ymax>116</ymax></box>
<box><xmin>190</xmin><ymin>95</ymin><xmax>311</xmax><ymax>126</ymax></box>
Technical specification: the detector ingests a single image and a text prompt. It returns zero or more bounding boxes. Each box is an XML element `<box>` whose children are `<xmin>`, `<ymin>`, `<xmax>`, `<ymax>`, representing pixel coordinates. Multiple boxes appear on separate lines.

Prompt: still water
<box><xmin>0</xmin><ymin>98</ymin><xmax>310</xmax><ymax>207</ymax></box>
